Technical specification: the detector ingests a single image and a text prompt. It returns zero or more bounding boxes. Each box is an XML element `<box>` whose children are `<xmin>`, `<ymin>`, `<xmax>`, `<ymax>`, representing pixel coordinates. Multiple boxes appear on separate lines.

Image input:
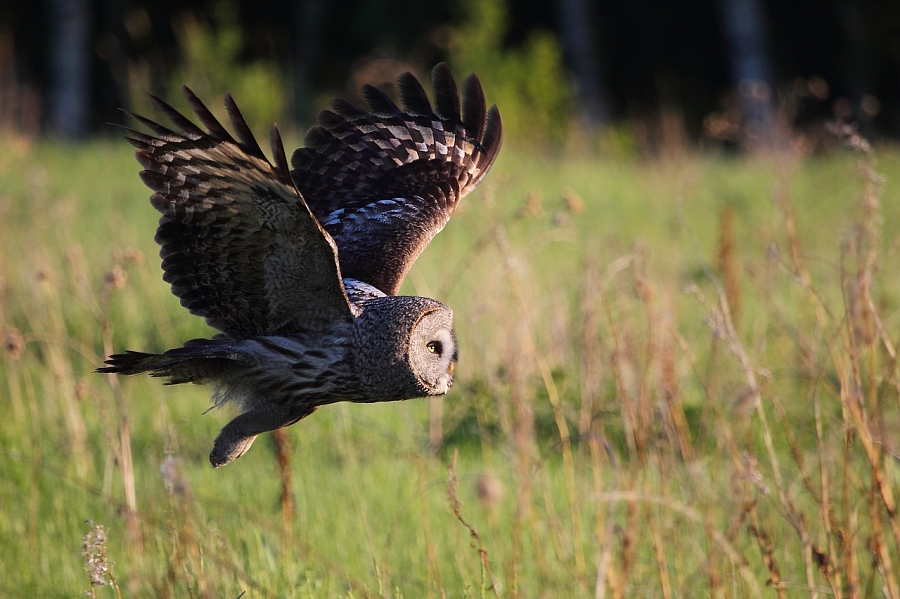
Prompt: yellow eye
<box><xmin>426</xmin><ymin>341</ymin><xmax>442</xmax><ymax>354</ymax></box>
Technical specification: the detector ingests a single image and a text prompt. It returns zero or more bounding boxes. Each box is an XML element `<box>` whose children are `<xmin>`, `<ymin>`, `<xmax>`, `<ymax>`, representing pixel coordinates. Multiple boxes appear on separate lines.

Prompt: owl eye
<box><xmin>426</xmin><ymin>341</ymin><xmax>443</xmax><ymax>355</ymax></box>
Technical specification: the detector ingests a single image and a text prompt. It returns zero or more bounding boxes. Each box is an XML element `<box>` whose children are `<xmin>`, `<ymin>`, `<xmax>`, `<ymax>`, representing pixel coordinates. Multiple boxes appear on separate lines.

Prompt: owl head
<box><xmin>352</xmin><ymin>296</ymin><xmax>457</xmax><ymax>400</ymax></box>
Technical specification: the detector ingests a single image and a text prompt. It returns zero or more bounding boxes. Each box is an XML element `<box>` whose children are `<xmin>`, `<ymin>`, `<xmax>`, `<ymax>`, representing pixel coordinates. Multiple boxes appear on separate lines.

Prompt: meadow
<box><xmin>1</xmin><ymin>129</ymin><xmax>900</xmax><ymax>598</ymax></box>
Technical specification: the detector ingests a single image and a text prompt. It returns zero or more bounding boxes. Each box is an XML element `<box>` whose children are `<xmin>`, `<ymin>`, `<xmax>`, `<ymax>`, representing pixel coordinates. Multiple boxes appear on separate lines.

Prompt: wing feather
<box><xmin>224</xmin><ymin>92</ymin><xmax>266</xmax><ymax>159</ymax></box>
<box><xmin>360</xmin><ymin>84</ymin><xmax>402</xmax><ymax>116</ymax></box>
<box><xmin>269</xmin><ymin>125</ymin><xmax>291</xmax><ymax>179</ymax></box>
<box><xmin>181</xmin><ymin>86</ymin><xmax>238</xmax><ymax>144</ymax></box>
<box><xmin>431</xmin><ymin>63</ymin><xmax>460</xmax><ymax>121</ymax></box>
<box><xmin>131</xmin><ymin>87</ymin><xmax>353</xmax><ymax>337</ymax></box>
<box><xmin>461</xmin><ymin>73</ymin><xmax>487</xmax><ymax>141</ymax></box>
<box><xmin>396</xmin><ymin>71</ymin><xmax>432</xmax><ymax>116</ymax></box>
<box><xmin>290</xmin><ymin>63</ymin><xmax>503</xmax><ymax>295</ymax></box>
<box><xmin>147</xmin><ymin>94</ymin><xmax>205</xmax><ymax>139</ymax></box>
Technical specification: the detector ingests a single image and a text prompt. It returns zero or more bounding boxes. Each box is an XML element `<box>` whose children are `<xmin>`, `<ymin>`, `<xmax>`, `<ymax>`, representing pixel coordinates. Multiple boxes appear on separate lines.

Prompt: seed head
<box><xmin>3</xmin><ymin>327</ymin><xmax>24</xmax><ymax>361</ymax></box>
<box><xmin>81</xmin><ymin>521</ymin><xmax>112</xmax><ymax>587</ymax></box>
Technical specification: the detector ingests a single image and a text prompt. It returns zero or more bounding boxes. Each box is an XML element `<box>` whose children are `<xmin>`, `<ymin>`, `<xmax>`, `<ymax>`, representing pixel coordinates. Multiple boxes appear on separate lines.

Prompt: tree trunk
<box><xmin>292</xmin><ymin>0</ymin><xmax>326</xmax><ymax>124</ymax></box>
<box><xmin>558</xmin><ymin>0</ymin><xmax>608</xmax><ymax>130</ymax></box>
<box><xmin>47</xmin><ymin>0</ymin><xmax>90</xmax><ymax>138</ymax></box>
<box><xmin>719</xmin><ymin>0</ymin><xmax>777</xmax><ymax>148</ymax></box>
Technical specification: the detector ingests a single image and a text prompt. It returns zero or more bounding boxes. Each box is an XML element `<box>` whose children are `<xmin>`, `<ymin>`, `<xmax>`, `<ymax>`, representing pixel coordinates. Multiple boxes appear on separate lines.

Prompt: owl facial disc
<box><xmin>409</xmin><ymin>308</ymin><xmax>457</xmax><ymax>395</ymax></box>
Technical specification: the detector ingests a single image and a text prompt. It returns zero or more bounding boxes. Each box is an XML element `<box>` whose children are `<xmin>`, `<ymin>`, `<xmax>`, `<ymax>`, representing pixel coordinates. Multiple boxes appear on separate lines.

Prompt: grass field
<box><xmin>2</xmin><ymin>130</ymin><xmax>900</xmax><ymax>597</ymax></box>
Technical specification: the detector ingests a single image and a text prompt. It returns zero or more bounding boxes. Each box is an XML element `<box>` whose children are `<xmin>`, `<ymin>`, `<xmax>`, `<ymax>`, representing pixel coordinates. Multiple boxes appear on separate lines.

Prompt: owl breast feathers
<box><xmin>98</xmin><ymin>63</ymin><xmax>502</xmax><ymax>467</ymax></box>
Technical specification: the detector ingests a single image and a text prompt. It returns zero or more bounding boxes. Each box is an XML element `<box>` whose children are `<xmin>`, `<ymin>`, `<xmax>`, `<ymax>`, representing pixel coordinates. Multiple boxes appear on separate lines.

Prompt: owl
<box><xmin>98</xmin><ymin>63</ymin><xmax>502</xmax><ymax>467</ymax></box>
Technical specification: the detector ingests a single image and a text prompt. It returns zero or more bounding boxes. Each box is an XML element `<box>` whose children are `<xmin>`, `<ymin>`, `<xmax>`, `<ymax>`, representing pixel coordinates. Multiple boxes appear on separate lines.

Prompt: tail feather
<box><xmin>97</xmin><ymin>339</ymin><xmax>247</xmax><ymax>384</ymax></box>
<box><xmin>97</xmin><ymin>350</ymin><xmax>171</xmax><ymax>375</ymax></box>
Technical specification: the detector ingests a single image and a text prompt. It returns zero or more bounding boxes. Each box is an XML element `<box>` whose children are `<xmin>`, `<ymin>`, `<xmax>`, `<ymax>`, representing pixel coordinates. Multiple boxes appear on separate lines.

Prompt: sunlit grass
<box><xmin>2</xmin><ymin>133</ymin><xmax>900</xmax><ymax>596</ymax></box>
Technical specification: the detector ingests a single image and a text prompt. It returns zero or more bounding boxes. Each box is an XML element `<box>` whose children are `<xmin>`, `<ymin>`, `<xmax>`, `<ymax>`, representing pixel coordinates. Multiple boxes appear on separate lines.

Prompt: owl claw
<box><xmin>209</xmin><ymin>406</ymin><xmax>308</xmax><ymax>467</ymax></box>
<box><xmin>209</xmin><ymin>433</ymin><xmax>258</xmax><ymax>467</ymax></box>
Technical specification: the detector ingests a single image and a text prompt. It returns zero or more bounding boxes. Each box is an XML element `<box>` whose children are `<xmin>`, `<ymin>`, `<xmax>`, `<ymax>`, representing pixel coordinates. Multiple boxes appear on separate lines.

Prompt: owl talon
<box><xmin>210</xmin><ymin>432</ymin><xmax>258</xmax><ymax>467</ymax></box>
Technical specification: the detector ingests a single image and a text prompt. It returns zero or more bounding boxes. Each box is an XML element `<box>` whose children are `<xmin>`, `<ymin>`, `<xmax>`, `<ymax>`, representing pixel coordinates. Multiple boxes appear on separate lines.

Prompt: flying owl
<box><xmin>98</xmin><ymin>63</ymin><xmax>502</xmax><ymax>467</ymax></box>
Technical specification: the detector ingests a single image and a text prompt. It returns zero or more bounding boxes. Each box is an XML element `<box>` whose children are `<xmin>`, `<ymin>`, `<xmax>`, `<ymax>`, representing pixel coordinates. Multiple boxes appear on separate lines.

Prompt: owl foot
<box><xmin>209</xmin><ymin>405</ymin><xmax>317</xmax><ymax>467</ymax></box>
<box><xmin>210</xmin><ymin>409</ymin><xmax>278</xmax><ymax>467</ymax></box>
<box><xmin>210</xmin><ymin>432</ymin><xmax>258</xmax><ymax>467</ymax></box>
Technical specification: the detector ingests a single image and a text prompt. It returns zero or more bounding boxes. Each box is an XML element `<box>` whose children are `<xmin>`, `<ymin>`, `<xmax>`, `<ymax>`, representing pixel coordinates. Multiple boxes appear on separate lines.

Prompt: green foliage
<box><xmin>168</xmin><ymin>1</ymin><xmax>286</xmax><ymax>135</ymax></box>
<box><xmin>449</xmin><ymin>0</ymin><xmax>573</xmax><ymax>143</ymax></box>
<box><xmin>3</xmin><ymin>138</ymin><xmax>900</xmax><ymax>595</ymax></box>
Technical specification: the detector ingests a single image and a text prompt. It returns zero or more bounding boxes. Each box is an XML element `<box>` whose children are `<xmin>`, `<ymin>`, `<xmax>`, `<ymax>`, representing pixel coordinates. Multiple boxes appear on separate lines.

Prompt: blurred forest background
<box><xmin>2</xmin><ymin>0</ymin><xmax>899</xmax><ymax>148</ymax></box>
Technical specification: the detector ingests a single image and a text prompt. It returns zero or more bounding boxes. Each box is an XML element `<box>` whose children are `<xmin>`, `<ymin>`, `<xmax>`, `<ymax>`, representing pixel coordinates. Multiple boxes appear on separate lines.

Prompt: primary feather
<box><xmin>292</xmin><ymin>62</ymin><xmax>503</xmax><ymax>295</ymax></box>
<box><xmin>125</xmin><ymin>87</ymin><xmax>352</xmax><ymax>336</ymax></box>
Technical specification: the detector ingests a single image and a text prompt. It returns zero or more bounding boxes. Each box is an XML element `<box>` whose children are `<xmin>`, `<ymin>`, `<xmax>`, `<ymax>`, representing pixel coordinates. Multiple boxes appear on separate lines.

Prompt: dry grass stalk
<box><xmin>271</xmin><ymin>428</ymin><xmax>294</xmax><ymax>536</ymax></box>
<box><xmin>535</xmin><ymin>352</ymin><xmax>587</xmax><ymax>577</ymax></box>
<box><xmin>769</xmin><ymin>130</ymin><xmax>900</xmax><ymax>595</ymax></box>
<box><xmin>447</xmin><ymin>450</ymin><xmax>500</xmax><ymax>598</ymax></box>
<box><xmin>609</xmin><ymin>498</ymin><xmax>637</xmax><ymax>599</ymax></box>
<box><xmin>764</xmin><ymin>391</ymin><xmax>824</xmax><ymax>595</ymax></box>
<box><xmin>429</xmin><ymin>396</ymin><xmax>444</xmax><ymax>455</ymax></box>
<box><xmin>604</xmin><ymin>298</ymin><xmax>639</xmax><ymax>460</ymax></box>
<box><xmin>680</xmin><ymin>153</ymin><xmax>894</xmax><ymax>595</ymax></box>
<box><xmin>493</xmin><ymin>217</ymin><xmax>592</xmax><ymax>585</ymax></box>
<box><xmin>812</xmin><ymin>385</ymin><xmax>842</xmax><ymax>596</ymax></box>
<box><xmin>659</xmin><ymin>304</ymin><xmax>693</xmax><ymax>461</ymax></box>
<box><xmin>411</xmin><ymin>454</ymin><xmax>444</xmax><ymax>596</ymax></box>
<box><xmin>868</xmin><ymin>479</ymin><xmax>900</xmax><ymax>599</ymax></box>
<box><xmin>647</xmin><ymin>505</ymin><xmax>672</xmax><ymax>599</ymax></box>
<box><xmin>3</xmin><ymin>326</ymin><xmax>26</xmax><ymax>422</ymax></box>
<box><xmin>578</xmin><ymin>253</ymin><xmax>602</xmax><ymax>441</ymax></box>
<box><xmin>536</xmin><ymin>470</ymin><xmax>566</xmax><ymax>573</ymax></box>
<box><xmin>492</xmin><ymin>225</ymin><xmax>532</xmax><ymax>597</ymax></box>
<box><xmin>746</xmin><ymin>500</ymin><xmax>787</xmax><ymax>598</ymax></box>
<box><xmin>96</xmin><ymin>252</ymin><xmax>140</xmax><ymax>542</ymax></box>
<box><xmin>716</xmin><ymin>205</ymin><xmax>741</xmax><ymax>328</ymax></box>
<box><xmin>593</xmin><ymin>491</ymin><xmax>763</xmax><ymax>595</ymax></box>
<box><xmin>704</xmin><ymin>518</ymin><xmax>724</xmax><ymax>599</ymax></box>
<box><xmin>632</xmin><ymin>267</ymin><xmax>656</xmax><ymax>464</ymax></box>
<box><xmin>590</xmin><ymin>435</ymin><xmax>617</xmax><ymax>599</ymax></box>
<box><xmin>29</xmin><ymin>253</ymin><xmax>92</xmax><ymax>477</ymax></box>
<box><xmin>579</xmin><ymin>252</ymin><xmax>634</xmax><ymax>446</ymax></box>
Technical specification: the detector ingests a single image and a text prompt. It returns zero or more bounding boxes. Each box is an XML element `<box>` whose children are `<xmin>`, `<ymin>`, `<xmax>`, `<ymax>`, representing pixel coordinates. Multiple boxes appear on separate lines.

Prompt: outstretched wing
<box><xmin>126</xmin><ymin>87</ymin><xmax>353</xmax><ymax>337</ymax></box>
<box><xmin>291</xmin><ymin>62</ymin><xmax>503</xmax><ymax>295</ymax></box>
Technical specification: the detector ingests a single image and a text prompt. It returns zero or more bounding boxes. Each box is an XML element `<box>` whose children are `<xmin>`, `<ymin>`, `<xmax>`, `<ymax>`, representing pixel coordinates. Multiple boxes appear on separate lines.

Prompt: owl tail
<box><xmin>97</xmin><ymin>338</ymin><xmax>245</xmax><ymax>385</ymax></box>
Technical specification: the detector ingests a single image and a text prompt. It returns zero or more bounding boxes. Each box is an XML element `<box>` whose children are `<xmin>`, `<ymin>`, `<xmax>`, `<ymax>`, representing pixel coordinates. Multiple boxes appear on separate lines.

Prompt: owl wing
<box><xmin>126</xmin><ymin>87</ymin><xmax>353</xmax><ymax>337</ymax></box>
<box><xmin>290</xmin><ymin>62</ymin><xmax>503</xmax><ymax>295</ymax></box>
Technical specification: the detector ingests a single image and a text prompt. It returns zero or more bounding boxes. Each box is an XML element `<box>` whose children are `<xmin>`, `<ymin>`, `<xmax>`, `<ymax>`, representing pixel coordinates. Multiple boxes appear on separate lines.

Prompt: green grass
<box><xmin>2</xmin><ymin>132</ymin><xmax>900</xmax><ymax>597</ymax></box>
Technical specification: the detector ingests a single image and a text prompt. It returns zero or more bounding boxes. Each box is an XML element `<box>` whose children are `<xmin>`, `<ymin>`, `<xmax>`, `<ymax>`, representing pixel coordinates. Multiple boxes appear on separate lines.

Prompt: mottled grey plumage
<box><xmin>98</xmin><ymin>64</ymin><xmax>501</xmax><ymax>467</ymax></box>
